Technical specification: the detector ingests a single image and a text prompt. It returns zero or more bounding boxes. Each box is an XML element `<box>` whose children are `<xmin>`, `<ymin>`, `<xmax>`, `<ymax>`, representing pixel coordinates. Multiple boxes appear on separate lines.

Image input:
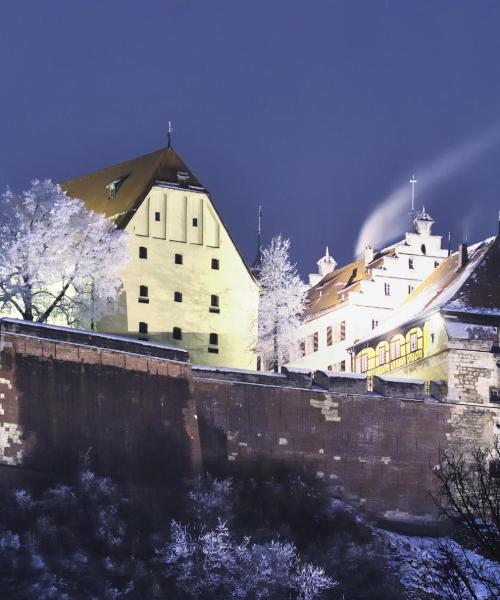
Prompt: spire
<box><xmin>167</xmin><ymin>121</ymin><xmax>173</xmax><ymax>148</ymax></box>
<box><xmin>250</xmin><ymin>205</ymin><xmax>264</xmax><ymax>278</ymax></box>
<box><xmin>325</xmin><ymin>246</ymin><xmax>330</xmax><ymax>258</ymax></box>
<box><xmin>409</xmin><ymin>174</ymin><xmax>417</xmax><ymax>215</ymax></box>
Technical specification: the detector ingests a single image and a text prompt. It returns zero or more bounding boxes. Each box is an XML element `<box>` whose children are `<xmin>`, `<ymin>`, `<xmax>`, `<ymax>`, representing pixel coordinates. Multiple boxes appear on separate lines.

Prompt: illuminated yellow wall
<box><xmin>354</xmin><ymin>314</ymin><xmax>447</xmax><ymax>379</ymax></box>
<box><xmin>99</xmin><ymin>185</ymin><xmax>259</xmax><ymax>369</ymax></box>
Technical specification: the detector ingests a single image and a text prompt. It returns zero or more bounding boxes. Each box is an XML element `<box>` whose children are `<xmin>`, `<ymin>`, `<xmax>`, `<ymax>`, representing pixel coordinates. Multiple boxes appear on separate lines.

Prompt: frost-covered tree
<box><xmin>157</xmin><ymin>518</ymin><xmax>336</xmax><ymax>599</ymax></box>
<box><xmin>0</xmin><ymin>180</ymin><xmax>128</xmax><ymax>326</ymax></box>
<box><xmin>256</xmin><ymin>235</ymin><xmax>306</xmax><ymax>371</ymax></box>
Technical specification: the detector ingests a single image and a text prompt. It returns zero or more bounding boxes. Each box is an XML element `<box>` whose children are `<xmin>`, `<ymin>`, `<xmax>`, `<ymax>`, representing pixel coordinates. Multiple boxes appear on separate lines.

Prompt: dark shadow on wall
<box><xmin>14</xmin><ymin>355</ymin><xmax>195</xmax><ymax>487</ymax></box>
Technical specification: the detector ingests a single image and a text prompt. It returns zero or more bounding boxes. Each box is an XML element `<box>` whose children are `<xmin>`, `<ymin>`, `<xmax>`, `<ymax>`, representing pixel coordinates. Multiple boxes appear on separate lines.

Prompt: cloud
<box><xmin>354</xmin><ymin>124</ymin><xmax>500</xmax><ymax>257</ymax></box>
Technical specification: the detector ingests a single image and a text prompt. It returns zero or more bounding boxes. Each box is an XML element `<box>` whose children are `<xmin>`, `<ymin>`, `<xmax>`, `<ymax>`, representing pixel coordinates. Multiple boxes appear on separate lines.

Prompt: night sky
<box><xmin>1</xmin><ymin>1</ymin><xmax>500</xmax><ymax>276</ymax></box>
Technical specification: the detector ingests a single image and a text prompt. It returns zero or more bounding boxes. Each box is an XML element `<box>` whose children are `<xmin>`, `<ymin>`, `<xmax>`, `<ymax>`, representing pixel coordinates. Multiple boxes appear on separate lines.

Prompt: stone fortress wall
<box><xmin>0</xmin><ymin>319</ymin><xmax>498</xmax><ymax>527</ymax></box>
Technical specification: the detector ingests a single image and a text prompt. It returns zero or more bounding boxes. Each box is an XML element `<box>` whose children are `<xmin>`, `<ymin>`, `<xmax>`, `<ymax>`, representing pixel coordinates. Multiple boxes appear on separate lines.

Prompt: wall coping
<box><xmin>0</xmin><ymin>318</ymin><xmax>189</xmax><ymax>362</ymax></box>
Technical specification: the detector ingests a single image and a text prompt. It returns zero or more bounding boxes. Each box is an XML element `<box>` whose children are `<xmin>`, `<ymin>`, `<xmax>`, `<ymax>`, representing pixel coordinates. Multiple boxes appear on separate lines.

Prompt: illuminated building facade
<box><xmin>350</xmin><ymin>235</ymin><xmax>500</xmax><ymax>404</ymax></box>
<box><xmin>287</xmin><ymin>209</ymin><xmax>449</xmax><ymax>372</ymax></box>
<box><xmin>62</xmin><ymin>146</ymin><xmax>259</xmax><ymax>368</ymax></box>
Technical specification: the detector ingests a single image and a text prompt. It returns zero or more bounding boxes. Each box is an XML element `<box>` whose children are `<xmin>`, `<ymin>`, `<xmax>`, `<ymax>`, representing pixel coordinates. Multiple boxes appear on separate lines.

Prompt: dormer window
<box><xmin>176</xmin><ymin>171</ymin><xmax>190</xmax><ymax>185</ymax></box>
<box><xmin>105</xmin><ymin>176</ymin><xmax>127</xmax><ymax>199</ymax></box>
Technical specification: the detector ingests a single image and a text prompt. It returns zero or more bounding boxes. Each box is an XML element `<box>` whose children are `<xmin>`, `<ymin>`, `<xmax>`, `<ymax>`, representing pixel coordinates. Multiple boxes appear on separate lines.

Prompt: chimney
<box><xmin>458</xmin><ymin>243</ymin><xmax>468</xmax><ymax>269</ymax></box>
<box><xmin>364</xmin><ymin>245</ymin><xmax>374</xmax><ymax>266</ymax></box>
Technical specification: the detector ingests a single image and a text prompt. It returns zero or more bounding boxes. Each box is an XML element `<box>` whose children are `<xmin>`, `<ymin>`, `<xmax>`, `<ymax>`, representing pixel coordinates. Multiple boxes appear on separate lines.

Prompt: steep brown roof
<box><xmin>306</xmin><ymin>248</ymin><xmax>394</xmax><ymax>317</ymax></box>
<box><xmin>61</xmin><ymin>146</ymin><xmax>205</xmax><ymax>228</ymax></box>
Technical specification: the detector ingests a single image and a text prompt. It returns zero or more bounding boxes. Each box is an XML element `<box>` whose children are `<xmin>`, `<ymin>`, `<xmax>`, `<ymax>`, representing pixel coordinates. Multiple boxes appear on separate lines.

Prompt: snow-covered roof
<box><xmin>352</xmin><ymin>236</ymin><xmax>499</xmax><ymax>346</ymax></box>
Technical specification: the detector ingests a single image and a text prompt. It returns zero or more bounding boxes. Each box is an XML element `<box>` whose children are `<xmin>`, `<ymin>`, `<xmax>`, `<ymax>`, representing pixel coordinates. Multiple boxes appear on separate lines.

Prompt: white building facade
<box><xmin>287</xmin><ymin>209</ymin><xmax>449</xmax><ymax>372</ymax></box>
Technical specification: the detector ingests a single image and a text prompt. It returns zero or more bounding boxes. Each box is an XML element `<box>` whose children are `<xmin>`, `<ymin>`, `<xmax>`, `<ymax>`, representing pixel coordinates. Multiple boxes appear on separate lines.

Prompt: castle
<box><xmin>0</xmin><ymin>144</ymin><xmax>499</xmax><ymax>527</ymax></box>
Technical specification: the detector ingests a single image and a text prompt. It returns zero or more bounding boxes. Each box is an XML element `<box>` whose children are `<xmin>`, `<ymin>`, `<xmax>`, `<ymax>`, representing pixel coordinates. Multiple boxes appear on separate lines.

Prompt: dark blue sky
<box><xmin>1</xmin><ymin>1</ymin><xmax>500</xmax><ymax>275</ymax></box>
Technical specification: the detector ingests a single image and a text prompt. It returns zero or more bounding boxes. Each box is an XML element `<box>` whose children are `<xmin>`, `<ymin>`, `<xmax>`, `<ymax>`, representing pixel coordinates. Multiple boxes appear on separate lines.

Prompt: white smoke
<box><xmin>354</xmin><ymin>124</ymin><xmax>500</xmax><ymax>257</ymax></box>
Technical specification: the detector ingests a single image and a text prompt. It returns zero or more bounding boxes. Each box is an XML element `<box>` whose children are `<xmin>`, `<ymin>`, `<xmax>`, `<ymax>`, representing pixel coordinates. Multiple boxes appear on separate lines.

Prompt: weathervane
<box><xmin>409</xmin><ymin>174</ymin><xmax>417</xmax><ymax>214</ymax></box>
<box><xmin>167</xmin><ymin>121</ymin><xmax>173</xmax><ymax>148</ymax></box>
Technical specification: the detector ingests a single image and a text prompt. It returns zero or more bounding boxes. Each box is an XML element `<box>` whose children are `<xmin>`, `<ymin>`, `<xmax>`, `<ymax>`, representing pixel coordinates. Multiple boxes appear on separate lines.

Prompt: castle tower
<box><xmin>414</xmin><ymin>206</ymin><xmax>435</xmax><ymax>236</ymax></box>
<box><xmin>309</xmin><ymin>247</ymin><xmax>337</xmax><ymax>287</ymax></box>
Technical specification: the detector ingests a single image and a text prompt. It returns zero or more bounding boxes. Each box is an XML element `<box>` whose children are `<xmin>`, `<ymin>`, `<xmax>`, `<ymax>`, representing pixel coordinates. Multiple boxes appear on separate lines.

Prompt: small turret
<box><xmin>414</xmin><ymin>206</ymin><xmax>435</xmax><ymax>236</ymax></box>
<box><xmin>309</xmin><ymin>247</ymin><xmax>337</xmax><ymax>287</ymax></box>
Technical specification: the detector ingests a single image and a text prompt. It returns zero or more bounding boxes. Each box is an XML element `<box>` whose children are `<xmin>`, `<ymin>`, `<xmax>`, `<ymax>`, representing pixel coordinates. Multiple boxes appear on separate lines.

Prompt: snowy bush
<box><xmin>156</xmin><ymin>518</ymin><xmax>335</xmax><ymax>599</ymax></box>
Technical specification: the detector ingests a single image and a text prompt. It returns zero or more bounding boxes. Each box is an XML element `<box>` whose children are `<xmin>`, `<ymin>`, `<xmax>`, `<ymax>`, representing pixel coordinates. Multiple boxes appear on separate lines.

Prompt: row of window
<box><xmin>138</xmin><ymin>247</ymin><xmax>220</xmax><ymax>270</ymax></box>
<box><xmin>138</xmin><ymin>323</ymin><xmax>220</xmax><ymax>352</ymax></box>
<box><xmin>327</xmin><ymin>361</ymin><xmax>346</xmax><ymax>372</ymax></box>
<box><xmin>138</xmin><ymin>286</ymin><xmax>220</xmax><ymax>313</ymax></box>
<box><xmin>300</xmin><ymin>321</ymin><xmax>347</xmax><ymax>356</ymax></box>
<box><xmin>383</xmin><ymin>282</ymin><xmax>415</xmax><ymax>297</ymax></box>
<box><xmin>152</xmin><ymin>212</ymin><xmax>199</xmax><ymax>228</ymax></box>
<box><xmin>408</xmin><ymin>258</ymin><xmax>440</xmax><ymax>270</ymax></box>
<box><xmin>356</xmin><ymin>333</ymin><xmax>419</xmax><ymax>372</ymax></box>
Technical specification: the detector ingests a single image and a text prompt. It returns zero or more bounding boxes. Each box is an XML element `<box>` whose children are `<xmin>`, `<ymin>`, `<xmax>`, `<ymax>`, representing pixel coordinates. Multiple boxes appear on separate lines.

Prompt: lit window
<box><xmin>361</xmin><ymin>354</ymin><xmax>368</xmax><ymax>372</ymax></box>
<box><xmin>192</xmin><ymin>218</ymin><xmax>198</xmax><ymax>227</ymax></box>
<box><xmin>209</xmin><ymin>294</ymin><xmax>220</xmax><ymax>313</ymax></box>
<box><xmin>211</xmin><ymin>258</ymin><xmax>219</xmax><ymax>270</ymax></box>
<box><xmin>390</xmin><ymin>339</ymin><xmax>401</xmax><ymax>359</ymax></box>
<box><xmin>139</xmin><ymin>285</ymin><xmax>149</xmax><ymax>303</ymax></box>
<box><xmin>173</xmin><ymin>327</ymin><xmax>182</xmax><ymax>340</ymax></box>
<box><xmin>356</xmin><ymin>357</ymin><xmax>362</xmax><ymax>373</ymax></box>
<box><xmin>139</xmin><ymin>246</ymin><xmax>147</xmax><ymax>259</ymax></box>
<box><xmin>154</xmin><ymin>212</ymin><xmax>161</xmax><ymax>222</ymax></box>
<box><xmin>174</xmin><ymin>291</ymin><xmax>182</xmax><ymax>303</ymax></box>
<box><xmin>209</xmin><ymin>333</ymin><xmax>219</xmax><ymax>345</ymax></box>
<box><xmin>326</xmin><ymin>326</ymin><xmax>332</xmax><ymax>346</ymax></box>
<box><xmin>175</xmin><ymin>254</ymin><xmax>183</xmax><ymax>265</ymax></box>
<box><xmin>379</xmin><ymin>346</ymin><xmax>386</xmax><ymax>364</ymax></box>
<box><xmin>384</xmin><ymin>283</ymin><xmax>391</xmax><ymax>296</ymax></box>
<box><xmin>313</xmin><ymin>332</ymin><xmax>319</xmax><ymax>352</ymax></box>
<box><xmin>410</xmin><ymin>332</ymin><xmax>418</xmax><ymax>352</ymax></box>
<box><xmin>409</xmin><ymin>258</ymin><xmax>414</xmax><ymax>269</ymax></box>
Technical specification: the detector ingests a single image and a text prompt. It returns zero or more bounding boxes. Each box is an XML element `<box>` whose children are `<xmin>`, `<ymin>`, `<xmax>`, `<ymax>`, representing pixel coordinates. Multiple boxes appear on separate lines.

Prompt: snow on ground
<box><xmin>374</xmin><ymin>528</ymin><xmax>500</xmax><ymax>599</ymax></box>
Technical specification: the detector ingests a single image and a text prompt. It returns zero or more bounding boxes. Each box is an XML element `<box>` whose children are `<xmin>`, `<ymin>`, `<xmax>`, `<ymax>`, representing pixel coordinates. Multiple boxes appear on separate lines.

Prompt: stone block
<box><xmin>314</xmin><ymin>370</ymin><xmax>367</xmax><ymax>394</ymax></box>
<box><xmin>372</xmin><ymin>375</ymin><xmax>425</xmax><ymax>399</ymax></box>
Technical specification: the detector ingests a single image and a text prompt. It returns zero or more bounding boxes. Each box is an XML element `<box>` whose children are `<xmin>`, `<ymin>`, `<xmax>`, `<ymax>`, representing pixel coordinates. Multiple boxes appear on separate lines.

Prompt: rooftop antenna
<box><xmin>167</xmin><ymin>121</ymin><xmax>173</xmax><ymax>148</ymax></box>
<box><xmin>257</xmin><ymin>204</ymin><xmax>262</xmax><ymax>251</ymax></box>
<box><xmin>409</xmin><ymin>174</ymin><xmax>417</xmax><ymax>215</ymax></box>
<box><xmin>447</xmin><ymin>231</ymin><xmax>452</xmax><ymax>256</ymax></box>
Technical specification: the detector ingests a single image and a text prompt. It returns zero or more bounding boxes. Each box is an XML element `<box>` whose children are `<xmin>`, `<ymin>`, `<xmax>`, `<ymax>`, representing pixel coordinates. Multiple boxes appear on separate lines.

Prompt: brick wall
<box><xmin>0</xmin><ymin>319</ymin><xmax>201</xmax><ymax>485</ymax></box>
<box><xmin>1</xmin><ymin>319</ymin><xmax>499</xmax><ymax>527</ymax></box>
<box><xmin>193</xmin><ymin>368</ymin><xmax>499</xmax><ymax>525</ymax></box>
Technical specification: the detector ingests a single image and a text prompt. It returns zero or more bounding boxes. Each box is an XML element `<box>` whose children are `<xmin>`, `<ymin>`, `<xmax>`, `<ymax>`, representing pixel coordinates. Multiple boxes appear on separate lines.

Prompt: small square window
<box><xmin>192</xmin><ymin>218</ymin><xmax>198</xmax><ymax>227</ymax></box>
<box><xmin>173</xmin><ymin>327</ymin><xmax>182</xmax><ymax>340</ymax></box>
<box><xmin>155</xmin><ymin>212</ymin><xmax>161</xmax><ymax>222</ymax></box>
<box><xmin>211</xmin><ymin>258</ymin><xmax>219</xmax><ymax>270</ymax></box>
<box><xmin>175</xmin><ymin>254</ymin><xmax>183</xmax><ymax>265</ymax></box>
<box><xmin>174</xmin><ymin>291</ymin><xmax>183</xmax><ymax>303</ymax></box>
<box><xmin>208</xmin><ymin>347</ymin><xmax>219</xmax><ymax>354</ymax></box>
<box><xmin>209</xmin><ymin>333</ymin><xmax>219</xmax><ymax>345</ymax></box>
<box><xmin>139</xmin><ymin>246</ymin><xmax>147</xmax><ymax>259</ymax></box>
